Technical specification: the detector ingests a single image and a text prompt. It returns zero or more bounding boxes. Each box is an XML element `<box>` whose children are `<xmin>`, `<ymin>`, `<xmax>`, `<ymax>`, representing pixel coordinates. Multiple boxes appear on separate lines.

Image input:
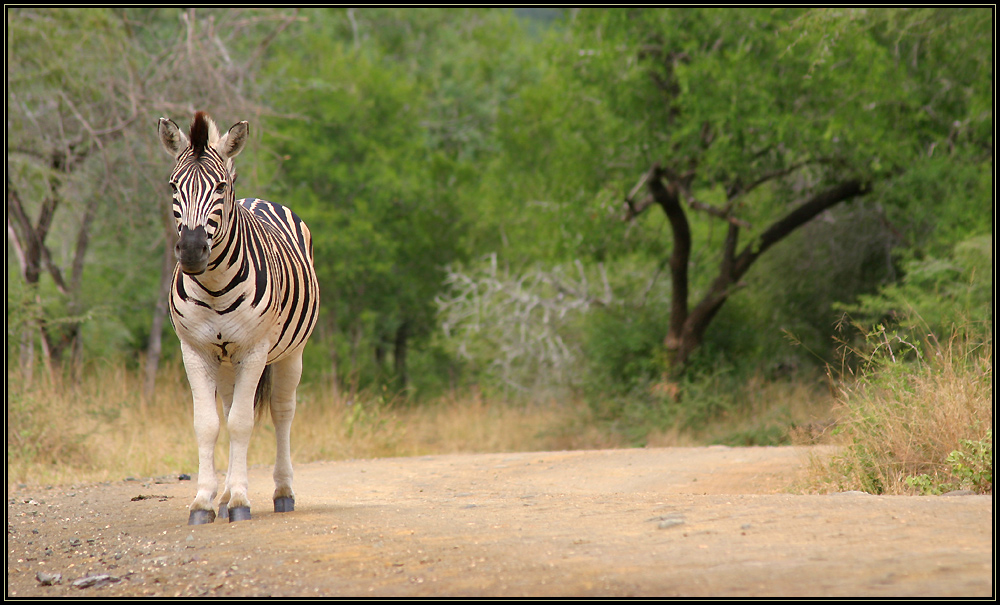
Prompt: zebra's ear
<box><xmin>215</xmin><ymin>121</ymin><xmax>250</xmax><ymax>160</ymax></box>
<box><xmin>158</xmin><ymin>117</ymin><xmax>189</xmax><ymax>157</ymax></box>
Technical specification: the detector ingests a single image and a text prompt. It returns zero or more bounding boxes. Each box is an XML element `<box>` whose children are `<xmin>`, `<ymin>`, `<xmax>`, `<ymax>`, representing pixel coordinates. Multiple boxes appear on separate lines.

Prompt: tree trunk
<box><xmin>143</xmin><ymin>232</ymin><xmax>177</xmax><ymax>407</ymax></box>
<box><xmin>647</xmin><ymin>169</ymin><xmax>870</xmax><ymax>374</ymax></box>
<box><xmin>7</xmin><ymin>183</ymin><xmax>76</xmax><ymax>373</ymax></box>
<box><xmin>347</xmin><ymin>321</ymin><xmax>363</xmax><ymax>405</ymax></box>
<box><xmin>646</xmin><ymin>165</ymin><xmax>692</xmax><ymax>369</ymax></box>
<box><xmin>394</xmin><ymin>321</ymin><xmax>409</xmax><ymax>391</ymax></box>
<box><xmin>7</xmin><ymin>153</ymin><xmax>101</xmax><ymax>375</ymax></box>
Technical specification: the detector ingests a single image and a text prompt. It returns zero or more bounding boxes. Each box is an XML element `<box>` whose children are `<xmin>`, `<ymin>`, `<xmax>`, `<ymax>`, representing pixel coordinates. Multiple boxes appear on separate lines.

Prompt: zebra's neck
<box><xmin>193</xmin><ymin>198</ymin><xmax>257</xmax><ymax>294</ymax></box>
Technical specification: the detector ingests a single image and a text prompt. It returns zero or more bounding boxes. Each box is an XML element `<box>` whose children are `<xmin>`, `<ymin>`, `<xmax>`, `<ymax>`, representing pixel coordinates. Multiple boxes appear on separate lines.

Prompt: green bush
<box><xmin>822</xmin><ymin>325</ymin><xmax>992</xmax><ymax>495</ymax></box>
<box><xmin>906</xmin><ymin>431</ymin><xmax>993</xmax><ymax>495</ymax></box>
<box><xmin>583</xmin><ymin>305</ymin><xmax>668</xmax><ymax>396</ymax></box>
<box><xmin>842</xmin><ymin>234</ymin><xmax>993</xmax><ymax>341</ymax></box>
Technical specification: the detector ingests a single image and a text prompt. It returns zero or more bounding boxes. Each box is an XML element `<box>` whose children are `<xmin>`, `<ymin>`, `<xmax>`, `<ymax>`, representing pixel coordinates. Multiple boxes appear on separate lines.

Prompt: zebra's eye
<box><xmin>215</xmin><ymin>182</ymin><xmax>228</xmax><ymax>195</ymax></box>
<box><xmin>169</xmin><ymin>182</ymin><xmax>179</xmax><ymax>195</ymax></box>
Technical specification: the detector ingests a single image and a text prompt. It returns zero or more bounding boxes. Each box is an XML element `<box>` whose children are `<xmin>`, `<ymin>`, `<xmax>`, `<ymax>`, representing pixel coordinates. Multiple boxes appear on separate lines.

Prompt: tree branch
<box><xmin>6</xmin><ymin>185</ymin><xmax>35</xmax><ymax>282</ymax></box>
<box><xmin>658</xmin><ymin>163</ymin><xmax>751</xmax><ymax>228</ymax></box>
<box><xmin>623</xmin><ymin>165</ymin><xmax>657</xmax><ymax>220</ymax></box>
<box><xmin>680</xmin><ymin>188</ymin><xmax>751</xmax><ymax>228</ymax></box>
<box><xmin>732</xmin><ymin>179</ymin><xmax>871</xmax><ymax>279</ymax></box>
<box><xmin>242</xmin><ymin>9</ymin><xmax>302</xmax><ymax>74</ymax></box>
<box><xmin>733</xmin><ymin>158</ymin><xmax>836</xmax><ymax>200</ymax></box>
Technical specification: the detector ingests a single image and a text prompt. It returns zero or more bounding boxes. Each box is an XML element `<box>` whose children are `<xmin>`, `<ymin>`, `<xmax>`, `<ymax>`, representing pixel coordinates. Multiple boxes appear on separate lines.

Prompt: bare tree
<box><xmin>7</xmin><ymin>8</ymin><xmax>303</xmax><ymax>400</ymax></box>
<box><xmin>438</xmin><ymin>254</ymin><xmax>612</xmax><ymax>394</ymax></box>
<box><xmin>121</xmin><ymin>8</ymin><xmax>304</xmax><ymax>402</ymax></box>
<box><xmin>8</xmin><ymin>8</ymin><xmax>141</xmax><ymax>379</ymax></box>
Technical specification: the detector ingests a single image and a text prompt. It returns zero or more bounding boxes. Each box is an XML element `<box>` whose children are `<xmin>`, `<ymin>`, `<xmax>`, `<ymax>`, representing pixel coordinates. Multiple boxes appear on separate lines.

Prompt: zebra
<box><xmin>157</xmin><ymin>111</ymin><xmax>320</xmax><ymax>525</ymax></box>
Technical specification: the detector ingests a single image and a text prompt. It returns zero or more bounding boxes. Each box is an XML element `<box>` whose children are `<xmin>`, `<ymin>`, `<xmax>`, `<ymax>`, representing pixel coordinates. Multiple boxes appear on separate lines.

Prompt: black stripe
<box><xmin>218</xmin><ymin>293</ymin><xmax>246</xmax><ymax>315</ymax></box>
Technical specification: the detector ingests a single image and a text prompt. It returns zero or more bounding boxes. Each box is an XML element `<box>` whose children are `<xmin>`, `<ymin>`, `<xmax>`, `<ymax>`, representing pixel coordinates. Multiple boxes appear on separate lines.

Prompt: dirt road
<box><xmin>7</xmin><ymin>446</ymin><xmax>993</xmax><ymax>597</ymax></box>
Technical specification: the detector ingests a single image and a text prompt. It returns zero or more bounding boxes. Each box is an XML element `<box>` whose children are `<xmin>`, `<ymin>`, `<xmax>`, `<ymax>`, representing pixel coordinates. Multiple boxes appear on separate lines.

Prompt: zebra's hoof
<box><xmin>188</xmin><ymin>509</ymin><xmax>216</xmax><ymax>525</ymax></box>
<box><xmin>228</xmin><ymin>506</ymin><xmax>252</xmax><ymax>522</ymax></box>
<box><xmin>274</xmin><ymin>497</ymin><xmax>295</xmax><ymax>513</ymax></box>
<box><xmin>218</xmin><ymin>504</ymin><xmax>229</xmax><ymax>520</ymax></box>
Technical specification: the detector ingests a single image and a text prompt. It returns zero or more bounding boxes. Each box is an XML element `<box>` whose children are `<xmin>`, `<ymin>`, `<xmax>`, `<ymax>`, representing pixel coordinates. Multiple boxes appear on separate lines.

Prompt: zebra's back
<box><xmin>239</xmin><ymin>197</ymin><xmax>315</xmax><ymax>263</ymax></box>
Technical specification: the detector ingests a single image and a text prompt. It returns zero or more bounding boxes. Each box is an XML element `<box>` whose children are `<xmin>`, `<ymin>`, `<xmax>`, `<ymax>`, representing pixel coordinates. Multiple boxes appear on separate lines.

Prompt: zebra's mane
<box><xmin>189</xmin><ymin>111</ymin><xmax>221</xmax><ymax>159</ymax></box>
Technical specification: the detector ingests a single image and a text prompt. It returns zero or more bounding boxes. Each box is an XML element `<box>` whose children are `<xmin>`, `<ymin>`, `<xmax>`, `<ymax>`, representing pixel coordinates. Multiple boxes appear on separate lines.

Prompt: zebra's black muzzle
<box><xmin>176</xmin><ymin>225</ymin><xmax>210</xmax><ymax>275</ymax></box>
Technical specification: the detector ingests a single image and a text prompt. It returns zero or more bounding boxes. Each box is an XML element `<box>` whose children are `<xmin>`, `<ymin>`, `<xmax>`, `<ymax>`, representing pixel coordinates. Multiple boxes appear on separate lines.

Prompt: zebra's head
<box><xmin>158</xmin><ymin>112</ymin><xmax>249</xmax><ymax>275</ymax></box>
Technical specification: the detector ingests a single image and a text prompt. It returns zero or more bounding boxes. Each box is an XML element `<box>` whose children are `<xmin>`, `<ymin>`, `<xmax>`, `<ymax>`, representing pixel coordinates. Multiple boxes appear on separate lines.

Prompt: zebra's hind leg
<box><xmin>270</xmin><ymin>354</ymin><xmax>303</xmax><ymax>513</ymax></box>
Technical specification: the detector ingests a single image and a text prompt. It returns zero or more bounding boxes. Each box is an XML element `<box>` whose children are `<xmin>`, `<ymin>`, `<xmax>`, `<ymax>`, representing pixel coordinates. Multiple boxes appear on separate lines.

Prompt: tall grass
<box><xmin>9</xmin><ymin>360</ymin><xmax>196</xmax><ymax>485</ymax></box>
<box><xmin>26</xmin><ymin>346</ymin><xmax>965</xmax><ymax>492</ymax></box>
<box><xmin>8</xmin><ymin>353</ymin><xmax>844</xmax><ymax>487</ymax></box>
<box><xmin>6</xmin><ymin>359</ymin><xmax>624</xmax><ymax>487</ymax></box>
<box><xmin>811</xmin><ymin>324</ymin><xmax>993</xmax><ymax>495</ymax></box>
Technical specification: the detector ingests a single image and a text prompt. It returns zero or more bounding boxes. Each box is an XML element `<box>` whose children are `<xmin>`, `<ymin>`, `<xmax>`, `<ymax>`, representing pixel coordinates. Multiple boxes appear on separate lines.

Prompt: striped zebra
<box><xmin>157</xmin><ymin>112</ymin><xmax>319</xmax><ymax>525</ymax></box>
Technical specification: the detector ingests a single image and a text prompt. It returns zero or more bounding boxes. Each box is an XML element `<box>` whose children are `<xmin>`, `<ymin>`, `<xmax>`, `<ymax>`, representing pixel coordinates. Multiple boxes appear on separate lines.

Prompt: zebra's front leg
<box><xmin>270</xmin><ymin>354</ymin><xmax>303</xmax><ymax>513</ymax></box>
<box><xmin>184</xmin><ymin>349</ymin><xmax>221</xmax><ymax>526</ymax></box>
<box><xmin>222</xmin><ymin>353</ymin><xmax>268</xmax><ymax>522</ymax></box>
<box><xmin>215</xmin><ymin>365</ymin><xmax>236</xmax><ymax>521</ymax></box>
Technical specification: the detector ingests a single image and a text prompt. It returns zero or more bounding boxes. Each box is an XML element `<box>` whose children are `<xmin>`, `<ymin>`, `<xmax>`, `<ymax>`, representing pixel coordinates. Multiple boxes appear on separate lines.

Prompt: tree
<box><xmin>8</xmin><ymin>8</ymin><xmax>142</xmax><ymax>378</ymax></box>
<box><xmin>115</xmin><ymin>8</ymin><xmax>302</xmax><ymax>400</ymax></box>
<box><xmin>7</xmin><ymin>8</ymin><xmax>301</xmax><ymax>397</ymax></box>
<box><xmin>260</xmin><ymin>8</ymin><xmax>539</xmax><ymax>395</ymax></box>
<box><xmin>485</xmin><ymin>8</ymin><xmax>992</xmax><ymax>374</ymax></box>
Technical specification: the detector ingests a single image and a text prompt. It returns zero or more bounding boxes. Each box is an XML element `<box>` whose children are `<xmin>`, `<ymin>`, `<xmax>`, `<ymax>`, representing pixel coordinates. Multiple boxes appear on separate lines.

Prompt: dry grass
<box><xmin>807</xmin><ymin>328</ymin><xmax>993</xmax><ymax>494</ymax></box>
<box><xmin>19</xmin><ymin>335</ymin><xmax>982</xmax><ymax>496</ymax></box>
<box><xmin>7</xmin><ymin>357</ymin><xmax>852</xmax><ymax>489</ymax></box>
<box><xmin>8</xmin><ymin>360</ymin><xmax>195</xmax><ymax>486</ymax></box>
<box><xmin>6</xmin><ymin>360</ymin><xmax>626</xmax><ymax>487</ymax></box>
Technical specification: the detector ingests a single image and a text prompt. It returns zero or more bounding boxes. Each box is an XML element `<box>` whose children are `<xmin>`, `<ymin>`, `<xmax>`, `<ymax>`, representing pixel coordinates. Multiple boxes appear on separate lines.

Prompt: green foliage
<box><xmin>944</xmin><ymin>433</ymin><xmax>994</xmax><ymax>492</ymax></box>
<box><xmin>477</xmin><ymin>7</ymin><xmax>992</xmax><ymax>389</ymax></box>
<box><xmin>876</xmin><ymin>154</ymin><xmax>993</xmax><ymax>257</ymax></box>
<box><xmin>259</xmin><ymin>9</ymin><xmax>544</xmax><ymax>389</ymax></box>
<box><xmin>9</xmin><ymin>8</ymin><xmax>302</xmax><ymax>369</ymax></box>
<box><xmin>580</xmin><ymin>312</ymin><xmax>669</xmax><ymax>444</ymax></box>
<box><xmin>842</xmin><ymin>234</ymin><xmax>992</xmax><ymax>341</ymax></box>
<box><xmin>906</xmin><ymin>431</ymin><xmax>993</xmax><ymax>495</ymax></box>
<box><xmin>716</xmin><ymin>201</ymin><xmax>901</xmax><ymax>370</ymax></box>
<box><xmin>583</xmin><ymin>305</ymin><xmax>668</xmax><ymax>397</ymax></box>
<box><xmin>581</xmin><ymin>354</ymin><xmax>824</xmax><ymax>447</ymax></box>
<box><xmin>7</xmin><ymin>8</ymin><xmax>993</xmax><ymax>433</ymax></box>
